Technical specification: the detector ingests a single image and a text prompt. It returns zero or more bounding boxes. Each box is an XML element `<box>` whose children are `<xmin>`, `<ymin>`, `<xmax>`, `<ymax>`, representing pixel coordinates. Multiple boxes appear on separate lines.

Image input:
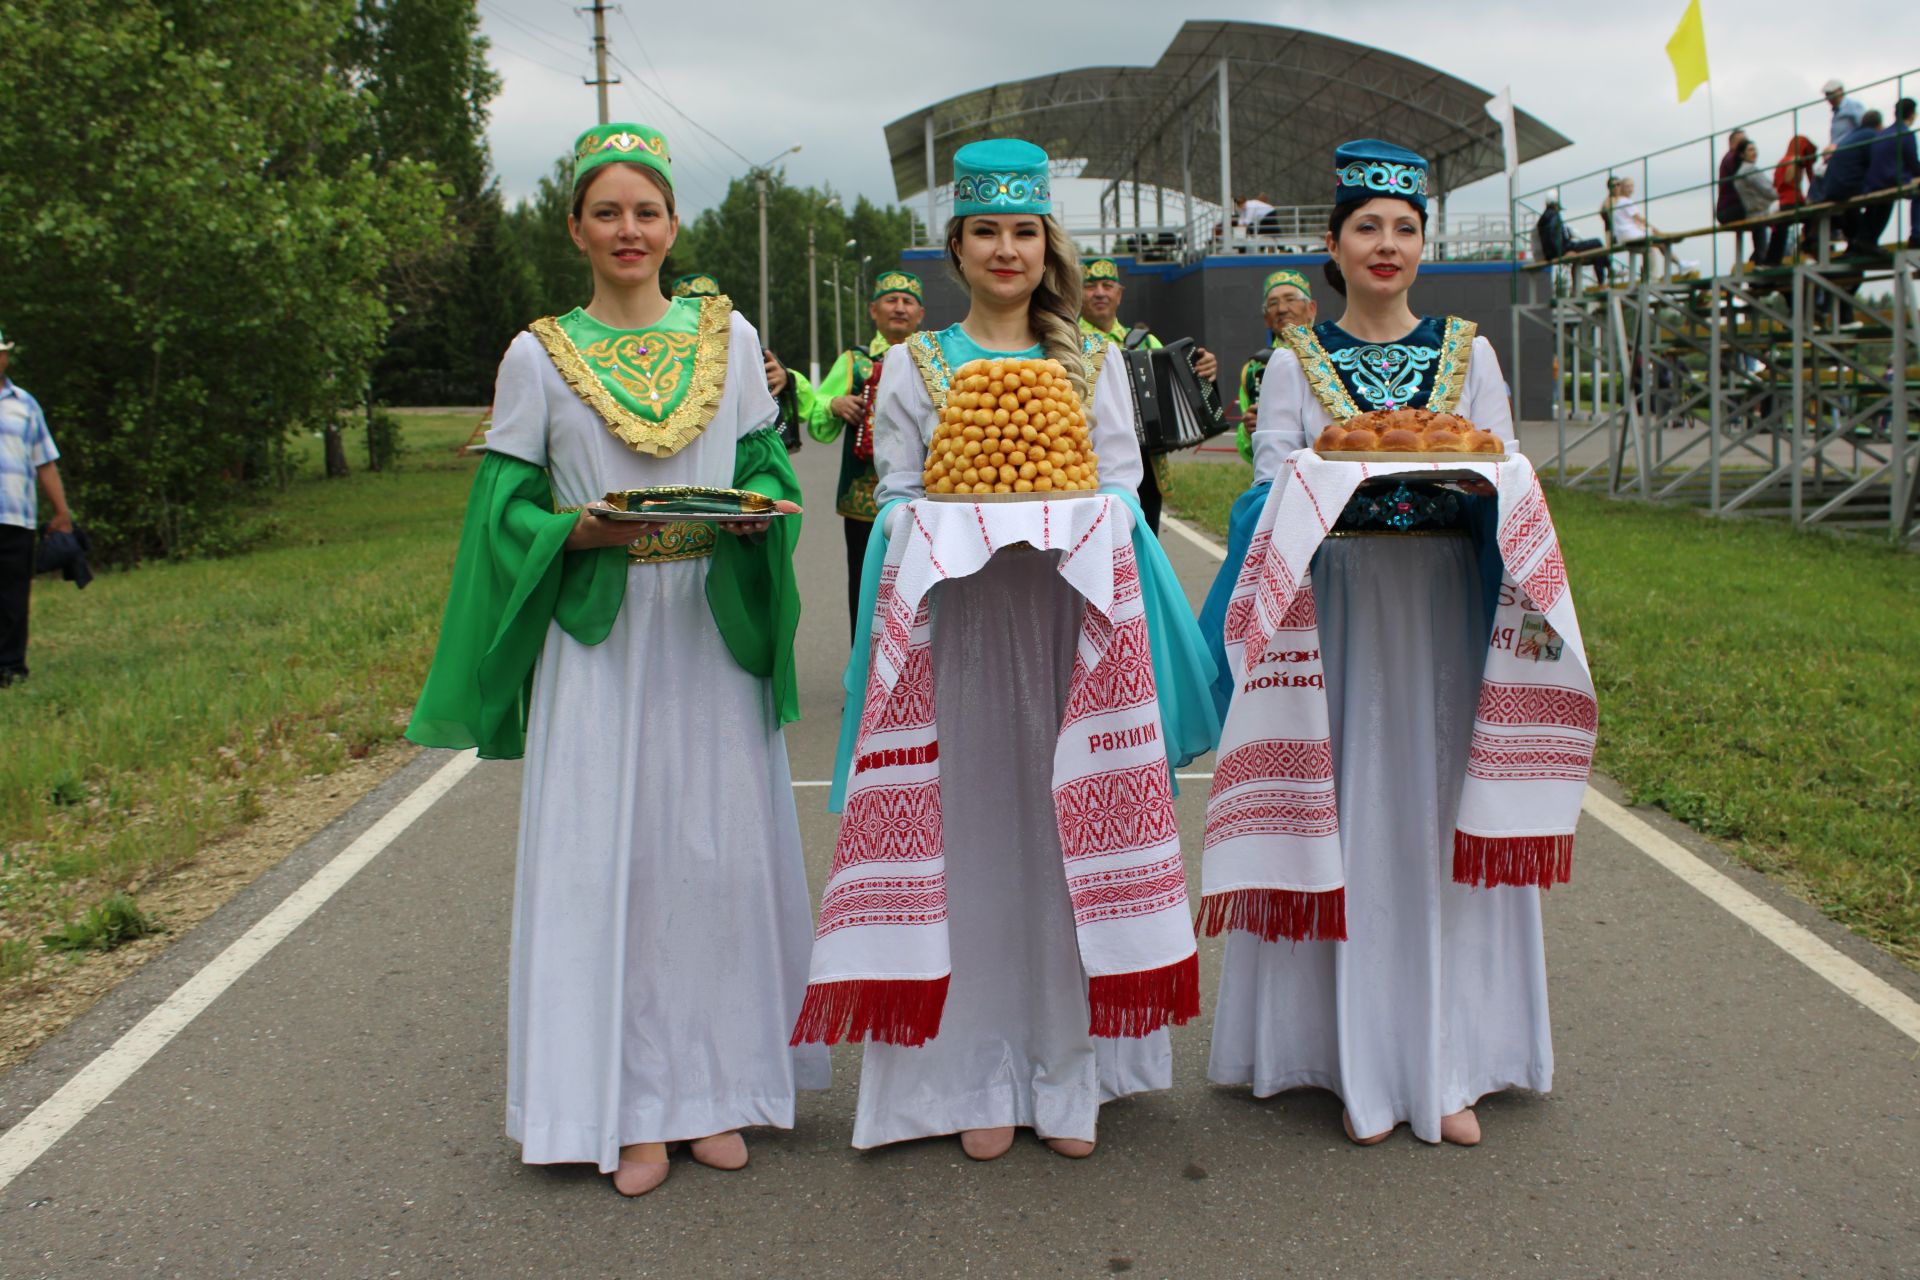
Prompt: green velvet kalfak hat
<box><xmin>1262</xmin><ymin>269</ymin><xmax>1312</xmax><ymax>299</ymax></box>
<box><xmin>1083</xmin><ymin>258</ymin><xmax>1121</xmax><ymax>282</ymax></box>
<box><xmin>671</xmin><ymin>273</ymin><xmax>721</xmax><ymax>298</ymax></box>
<box><xmin>952</xmin><ymin>139</ymin><xmax>1051</xmax><ymax>216</ymax></box>
<box><xmin>573</xmin><ymin>122</ymin><xmax>672</xmax><ymax>192</ymax></box>
<box><xmin>871</xmin><ymin>270</ymin><xmax>923</xmax><ymax>302</ymax></box>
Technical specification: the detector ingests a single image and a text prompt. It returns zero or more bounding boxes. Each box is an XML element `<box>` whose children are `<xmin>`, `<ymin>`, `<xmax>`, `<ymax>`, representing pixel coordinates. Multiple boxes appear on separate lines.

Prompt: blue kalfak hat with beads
<box><xmin>952</xmin><ymin>139</ymin><xmax>1052</xmax><ymax>216</ymax></box>
<box><xmin>1333</xmin><ymin>139</ymin><xmax>1429</xmax><ymax>211</ymax></box>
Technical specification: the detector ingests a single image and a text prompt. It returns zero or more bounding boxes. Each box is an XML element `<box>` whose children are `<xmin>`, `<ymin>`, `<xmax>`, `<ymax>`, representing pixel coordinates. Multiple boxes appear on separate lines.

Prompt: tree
<box><xmin>504</xmin><ymin>156</ymin><xmax>592</xmax><ymax>322</ymax></box>
<box><xmin>670</xmin><ymin>175</ymin><xmax>917</xmax><ymax>367</ymax></box>
<box><xmin>342</xmin><ymin>0</ymin><xmax>535</xmax><ymax>417</ymax></box>
<box><xmin>0</xmin><ymin>0</ymin><xmax>446</xmax><ymax>557</ymax></box>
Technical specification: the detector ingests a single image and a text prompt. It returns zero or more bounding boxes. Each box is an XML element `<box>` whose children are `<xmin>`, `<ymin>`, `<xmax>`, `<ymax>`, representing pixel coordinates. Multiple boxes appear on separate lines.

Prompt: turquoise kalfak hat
<box><xmin>1333</xmin><ymin>139</ymin><xmax>1429</xmax><ymax>211</ymax></box>
<box><xmin>952</xmin><ymin>139</ymin><xmax>1052</xmax><ymax>216</ymax></box>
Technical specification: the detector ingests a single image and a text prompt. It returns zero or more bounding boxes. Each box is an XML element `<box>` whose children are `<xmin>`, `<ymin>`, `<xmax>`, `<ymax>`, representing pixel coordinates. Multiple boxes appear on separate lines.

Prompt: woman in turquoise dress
<box><xmin>816</xmin><ymin>139</ymin><xmax>1215</xmax><ymax>1161</ymax></box>
<box><xmin>1202</xmin><ymin>140</ymin><xmax>1548</xmax><ymax>1148</ymax></box>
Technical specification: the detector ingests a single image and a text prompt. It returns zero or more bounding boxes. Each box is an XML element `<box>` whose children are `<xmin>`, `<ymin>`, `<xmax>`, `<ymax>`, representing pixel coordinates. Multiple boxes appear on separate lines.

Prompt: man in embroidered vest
<box><xmin>1078</xmin><ymin>257</ymin><xmax>1216</xmax><ymax>534</ymax></box>
<box><xmin>674</xmin><ymin>272</ymin><xmax>798</xmax><ymax>421</ymax></box>
<box><xmin>1235</xmin><ymin>269</ymin><xmax>1317</xmax><ymax>462</ymax></box>
<box><xmin>801</xmin><ymin>270</ymin><xmax>925</xmax><ymax>633</ymax></box>
<box><xmin>0</xmin><ymin>327</ymin><xmax>73</xmax><ymax>687</ymax></box>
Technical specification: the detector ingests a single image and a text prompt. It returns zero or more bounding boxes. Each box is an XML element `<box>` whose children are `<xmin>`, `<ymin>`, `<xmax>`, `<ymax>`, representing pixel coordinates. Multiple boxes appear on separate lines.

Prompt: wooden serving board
<box><xmin>1314</xmin><ymin>451</ymin><xmax>1505</xmax><ymax>462</ymax></box>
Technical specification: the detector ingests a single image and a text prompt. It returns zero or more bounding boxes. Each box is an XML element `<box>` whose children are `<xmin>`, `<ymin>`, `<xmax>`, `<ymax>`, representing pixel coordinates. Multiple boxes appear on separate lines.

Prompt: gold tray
<box><xmin>925</xmin><ymin>490</ymin><xmax>1101</xmax><ymax>503</ymax></box>
<box><xmin>1314</xmin><ymin>451</ymin><xmax>1504</xmax><ymax>462</ymax></box>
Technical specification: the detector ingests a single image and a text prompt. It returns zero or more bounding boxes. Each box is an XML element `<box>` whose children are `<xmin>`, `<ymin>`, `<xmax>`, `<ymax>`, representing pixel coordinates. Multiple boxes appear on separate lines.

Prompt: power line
<box><xmin>488</xmin><ymin>38</ymin><xmax>588</xmax><ymax>81</ymax></box>
<box><xmin>608</xmin><ymin>10</ymin><xmax>752</xmax><ymax>169</ymax></box>
<box><xmin>476</xmin><ymin>0</ymin><xmax>591</xmax><ymax>68</ymax></box>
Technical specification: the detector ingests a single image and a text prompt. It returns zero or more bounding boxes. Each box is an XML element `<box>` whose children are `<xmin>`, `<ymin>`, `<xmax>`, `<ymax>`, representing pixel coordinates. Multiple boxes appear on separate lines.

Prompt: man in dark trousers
<box><xmin>0</xmin><ymin>326</ymin><xmax>75</xmax><ymax>686</ymax></box>
<box><xmin>1856</xmin><ymin>99</ymin><xmax>1919</xmax><ymax>254</ymax></box>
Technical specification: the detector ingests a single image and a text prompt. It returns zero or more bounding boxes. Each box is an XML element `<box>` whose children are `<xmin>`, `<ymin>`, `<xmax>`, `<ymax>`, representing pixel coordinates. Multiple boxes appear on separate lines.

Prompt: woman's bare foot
<box><xmin>1439</xmin><ymin>1108</ymin><xmax>1481</xmax><ymax>1146</ymax></box>
<box><xmin>1342</xmin><ymin>1112</ymin><xmax>1393</xmax><ymax>1146</ymax></box>
<box><xmin>1043</xmin><ymin>1137</ymin><xmax>1096</xmax><ymax>1159</ymax></box>
<box><xmin>959</xmin><ymin>1127</ymin><xmax>1015</xmax><ymax>1161</ymax></box>
<box><xmin>612</xmin><ymin>1142</ymin><xmax>670</xmax><ymax>1196</ymax></box>
<box><xmin>688</xmin><ymin>1131</ymin><xmax>749</xmax><ymax>1170</ymax></box>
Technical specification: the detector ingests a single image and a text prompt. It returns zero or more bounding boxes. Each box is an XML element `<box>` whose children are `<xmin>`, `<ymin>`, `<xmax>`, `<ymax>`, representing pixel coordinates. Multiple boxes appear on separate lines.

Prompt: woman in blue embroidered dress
<box><xmin>1202</xmin><ymin>139</ymin><xmax>1550</xmax><ymax>1147</ymax></box>
<box><xmin>406</xmin><ymin>123</ymin><xmax>825</xmax><ymax>1197</ymax></box>
<box><xmin>823</xmin><ymin>139</ymin><xmax>1214</xmax><ymax>1161</ymax></box>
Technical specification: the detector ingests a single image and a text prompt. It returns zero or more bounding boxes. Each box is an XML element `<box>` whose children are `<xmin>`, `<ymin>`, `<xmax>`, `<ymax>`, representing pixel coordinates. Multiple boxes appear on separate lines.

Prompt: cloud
<box><xmin>481</xmin><ymin>0</ymin><xmax>1916</xmax><ymax>234</ymax></box>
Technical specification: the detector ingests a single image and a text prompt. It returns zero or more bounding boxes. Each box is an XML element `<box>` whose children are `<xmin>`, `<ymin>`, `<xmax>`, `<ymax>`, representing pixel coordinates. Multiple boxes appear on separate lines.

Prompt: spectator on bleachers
<box><xmin>1717</xmin><ymin>128</ymin><xmax>1750</xmax><ymax>226</ymax></box>
<box><xmin>1765</xmin><ymin>135</ymin><xmax>1819</xmax><ymax>264</ymax></box>
<box><xmin>1537</xmin><ymin>198</ymin><xmax>1607</xmax><ymax>286</ymax></box>
<box><xmin>1237</xmin><ymin>192</ymin><xmax>1275</xmax><ymax>235</ymax></box>
<box><xmin>1822</xmin><ymin>80</ymin><xmax>1867</xmax><ymax>152</ymax></box>
<box><xmin>1825</xmin><ymin>109</ymin><xmax>1884</xmax><ymax>254</ymax></box>
<box><xmin>1603</xmin><ymin>176</ymin><xmax>1680</xmax><ymax>278</ymax></box>
<box><xmin>1857</xmin><ymin>98</ymin><xmax>1919</xmax><ymax>254</ymax></box>
<box><xmin>1734</xmin><ymin>138</ymin><xmax>1777</xmax><ymax>263</ymax></box>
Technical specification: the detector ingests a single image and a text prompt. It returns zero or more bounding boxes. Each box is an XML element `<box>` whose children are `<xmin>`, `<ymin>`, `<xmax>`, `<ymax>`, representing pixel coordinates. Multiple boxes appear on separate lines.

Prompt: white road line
<box><xmin>0</xmin><ymin>751</ymin><xmax>482</xmax><ymax>1194</ymax></box>
<box><xmin>1158</xmin><ymin>513</ymin><xmax>1228</xmax><ymax>561</ymax></box>
<box><xmin>1581</xmin><ymin>789</ymin><xmax>1920</xmax><ymax>1047</ymax></box>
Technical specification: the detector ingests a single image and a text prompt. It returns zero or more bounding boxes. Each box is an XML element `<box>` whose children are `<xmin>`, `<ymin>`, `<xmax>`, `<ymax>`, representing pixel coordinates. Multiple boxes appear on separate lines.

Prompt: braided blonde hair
<box><xmin>945</xmin><ymin>215</ymin><xmax>1089</xmax><ymax>403</ymax></box>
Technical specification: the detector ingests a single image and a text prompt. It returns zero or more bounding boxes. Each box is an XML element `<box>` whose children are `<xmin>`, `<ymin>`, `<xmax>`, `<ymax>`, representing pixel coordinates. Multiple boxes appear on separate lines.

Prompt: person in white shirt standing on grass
<box><xmin>0</xmin><ymin>326</ymin><xmax>74</xmax><ymax>688</ymax></box>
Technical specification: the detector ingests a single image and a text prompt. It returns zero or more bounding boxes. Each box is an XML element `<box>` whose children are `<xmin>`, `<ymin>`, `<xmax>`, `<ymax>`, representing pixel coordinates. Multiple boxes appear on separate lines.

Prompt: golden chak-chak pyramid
<box><xmin>925</xmin><ymin>358</ymin><xmax>1099</xmax><ymax>495</ymax></box>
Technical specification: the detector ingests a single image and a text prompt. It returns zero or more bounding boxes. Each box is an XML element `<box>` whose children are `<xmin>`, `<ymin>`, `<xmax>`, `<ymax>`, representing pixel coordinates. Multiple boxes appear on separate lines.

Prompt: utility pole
<box><xmin>757</xmin><ymin>173</ymin><xmax>770</xmax><ymax>339</ymax></box>
<box><xmin>583</xmin><ymin>1</ymin><xmax>619</xmax><ymax>125</ymax></box>
<box><xmin>832</xmin><ymin>256</ymin><xmax>844</xmax><ymax>356</ymax></box>
<box><xmin>807</xmin><ymin>224</ymin><xmax>819</xmax><ymax>384</ymax></box>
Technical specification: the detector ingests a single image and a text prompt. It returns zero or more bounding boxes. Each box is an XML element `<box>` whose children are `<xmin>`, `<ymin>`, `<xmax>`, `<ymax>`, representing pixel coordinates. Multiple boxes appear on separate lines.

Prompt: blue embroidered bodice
<box><xmin>1334</xmin><ymin>479</ymin><xmax>1467</xmax><ymax>532</ymax></box>
<box><xmin>1314</xmin><ymin>316</ymin><xmax>1449</xmax><ymax>413</ymax></box>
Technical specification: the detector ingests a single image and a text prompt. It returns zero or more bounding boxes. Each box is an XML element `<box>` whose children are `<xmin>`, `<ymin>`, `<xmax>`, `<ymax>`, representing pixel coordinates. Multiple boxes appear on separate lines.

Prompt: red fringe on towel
<box><xmin>1453</xmin><ymin>831</ymin><xmax>1574</xmax><ymax>889</ymax></box>
<box><xmin>1087</xmin><ymin>953</ymin><xmax>1201</xmax><ymax>1039</ymax></box>
<box><xmin>788</xmin><ymin>976</ymin><xmax>951</xmax><ymax>1048</ymax></box>
<box><xmin>1195</xmin><ymin>888</ymin><xmax>1347</xmax><ymax>943</ymax></box>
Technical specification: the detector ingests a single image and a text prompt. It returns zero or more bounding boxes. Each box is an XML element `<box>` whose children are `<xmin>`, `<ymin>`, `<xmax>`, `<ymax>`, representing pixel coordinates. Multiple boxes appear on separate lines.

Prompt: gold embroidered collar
<box><xmin>529</xmin><ymin>295</ymin><xmax>731</xmax><ymax>457</ymax></box>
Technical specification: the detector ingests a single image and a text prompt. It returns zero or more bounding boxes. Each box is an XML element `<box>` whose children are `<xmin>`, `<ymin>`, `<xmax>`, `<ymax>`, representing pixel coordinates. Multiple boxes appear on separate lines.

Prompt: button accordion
<box><xmin>853</xmin><ymin>351</ymin><xmax>882</xmax><ymax>462</ymax></box>
<box><xmin>1120</xmin><ymin>336</ymin><xmax>1227</xmax><ymax>454</ymax></box>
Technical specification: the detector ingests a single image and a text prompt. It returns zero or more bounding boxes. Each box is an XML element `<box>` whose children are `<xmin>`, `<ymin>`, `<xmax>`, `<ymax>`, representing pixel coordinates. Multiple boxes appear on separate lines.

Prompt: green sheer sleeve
<box><xmin>405</xmin><ymin>451</ymin><xmax>627</xmax><ymax>759</ymax></box>
<box><xmin>805</xmin><ymin>350</ymin><xmax>855</xmax><ymax>444</ymax></box>
<box><xmin>706</xmin><ymin>426</ymin><xmax>803</xmax><ymax>726</ymax></box>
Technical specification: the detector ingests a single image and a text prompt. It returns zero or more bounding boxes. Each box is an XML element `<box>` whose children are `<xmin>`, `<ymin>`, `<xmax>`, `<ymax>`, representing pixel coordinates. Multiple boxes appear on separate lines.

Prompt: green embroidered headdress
<box><xmin>1262</xmin><ymin>269</ymin><xmax>1312</xmax><ymax>300</ymax></box>
<box><xmin>952</xmin><ymin>139</ymin><xmax>1051</xmax><ymax>216</ymax></box>
<box><xmin>1083</xmin><ymin>258</ymin><xmax>1122</xmax><ymax>283</ymax></box>
<box><xmin>672</xmin><ymin>273</ymin><xmax>722</xmax><ymax>298</ymax></box>
<box><xmin>871</xmin><ymin>270</ymin><xmax>923</xmax><ymax>303</ymax></box>
<box><xmin>573</xmin><ymin>122</ymin><xmax>672</xmax><ymax>192</ymax></box>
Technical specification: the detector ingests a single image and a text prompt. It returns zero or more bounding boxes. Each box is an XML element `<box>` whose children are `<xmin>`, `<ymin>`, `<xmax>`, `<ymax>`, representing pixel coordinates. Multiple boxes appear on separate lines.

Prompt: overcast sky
<box><xmin>476</xmin><ymin>0</ymin><xmax>1917</xmax><ymax>236</ymax></box>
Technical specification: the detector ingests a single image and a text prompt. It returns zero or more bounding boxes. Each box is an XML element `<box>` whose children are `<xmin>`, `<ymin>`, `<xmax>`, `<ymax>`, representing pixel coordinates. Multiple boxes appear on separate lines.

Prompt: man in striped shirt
<box><xmin>0</xmin><ymin>327</ymin><xmax>73</xmax><ymax>686</ymax></box>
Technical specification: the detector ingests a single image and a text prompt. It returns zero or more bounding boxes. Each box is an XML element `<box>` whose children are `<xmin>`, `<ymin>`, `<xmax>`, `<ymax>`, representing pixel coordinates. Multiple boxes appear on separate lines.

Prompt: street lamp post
<box><xmin>835</xmin><ymin>238</ymin><xmax>856</xmax><ymax>357</ymax></box>
<box><xmin>808</xmin><ymin>197</ymin><xmax>840</xmax><ymax>384</ymax></box>
<box><xmin>750</xmin><ymin>144</ymin><xmax>801</xmax><ymax>341</ymax></box>
<box><xmin>858</xmin><ymin>255</ymin><xmax>873</xmax><ymax>310</ymax></box>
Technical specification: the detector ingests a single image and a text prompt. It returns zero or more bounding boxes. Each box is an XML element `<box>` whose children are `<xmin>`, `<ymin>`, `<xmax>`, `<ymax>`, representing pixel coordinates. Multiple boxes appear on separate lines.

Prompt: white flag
<box><xmin>1485</xmin><ymin>86</ymin><xmax>1519</xmax><ymax>178</ymax></box>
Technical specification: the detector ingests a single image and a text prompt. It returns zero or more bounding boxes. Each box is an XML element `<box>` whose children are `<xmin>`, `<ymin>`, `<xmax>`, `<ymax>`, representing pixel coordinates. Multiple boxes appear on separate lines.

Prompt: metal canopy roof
<box><xmin>883</xmin><ymin>20</ymin><xmax>1572</xmax><ymax>209</ymax></box>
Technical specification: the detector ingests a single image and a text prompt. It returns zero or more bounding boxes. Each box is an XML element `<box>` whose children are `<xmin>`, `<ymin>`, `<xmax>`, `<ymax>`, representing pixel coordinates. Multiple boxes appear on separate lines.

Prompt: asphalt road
<box><xmin>2</xmin><ymin>434</ymin><xmax>1917</xmax><ymax>1279</ymax></box>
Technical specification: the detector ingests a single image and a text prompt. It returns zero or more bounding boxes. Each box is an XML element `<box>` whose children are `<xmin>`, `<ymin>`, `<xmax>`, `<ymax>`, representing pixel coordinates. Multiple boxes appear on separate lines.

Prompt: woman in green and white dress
<box><xmin>407</xmin><ymin>123</ymin><xmax>825</xmax><ymax>1196</ymax></box>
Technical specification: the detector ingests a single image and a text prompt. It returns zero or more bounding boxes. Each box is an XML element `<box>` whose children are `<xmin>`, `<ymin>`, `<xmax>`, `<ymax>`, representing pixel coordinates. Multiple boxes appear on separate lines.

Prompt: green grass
<box><xmin>41</xmin><ymin>893</ymin><xmax>161</xmax><ymax>955</ymax></box>
<box><xmin>1</xmin><ymin>411</ymin><xmax>484</xmax><ymax>966</ymax></box>
<box><xmin>1166</xmin><ymin>460</ymin><xmax>1920</xmax><ymax>965</ymax></box>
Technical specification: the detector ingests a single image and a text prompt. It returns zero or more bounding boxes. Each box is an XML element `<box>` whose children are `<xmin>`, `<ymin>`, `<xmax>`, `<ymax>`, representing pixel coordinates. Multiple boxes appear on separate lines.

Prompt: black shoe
<box><xmin>0</xmin><ymin>668</ymin><xmax>24</xmax><ymax>688</ymax></box>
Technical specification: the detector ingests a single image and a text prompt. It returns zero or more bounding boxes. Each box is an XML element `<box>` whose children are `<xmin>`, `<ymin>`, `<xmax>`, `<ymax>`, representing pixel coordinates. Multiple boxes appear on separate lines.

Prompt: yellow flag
<box><xmin>1665</xmin><ymin>0</ymin><xmax>1710</xmax><ymax>103</ymax></box>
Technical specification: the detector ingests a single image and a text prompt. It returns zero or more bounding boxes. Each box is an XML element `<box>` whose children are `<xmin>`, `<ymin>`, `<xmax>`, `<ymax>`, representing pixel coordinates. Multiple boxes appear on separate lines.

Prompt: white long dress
<box><xmin>852</xmin><ymin>332</ymin><xmax>1164</xmax><ymax>1148</ymax></box>
<box><xmin>484</xmin><ymin>314</ymin><xmax>829</xmax><ymax>1172</ymax></box>
<box><xmin>1209</xmin><ymin>334</ymin><xmax>1554</xmax><ymax>1144</ymax></box>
